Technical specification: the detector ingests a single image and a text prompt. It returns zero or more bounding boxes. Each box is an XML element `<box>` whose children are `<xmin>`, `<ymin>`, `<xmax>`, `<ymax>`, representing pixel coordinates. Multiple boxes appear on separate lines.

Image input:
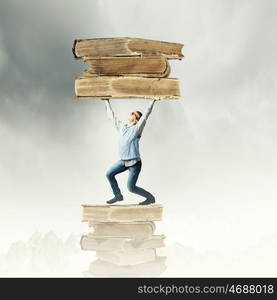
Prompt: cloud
<box><xmin>1</xmin><ymin>231</ymin><xmax>276</xmax><ymax>277</ymax></box>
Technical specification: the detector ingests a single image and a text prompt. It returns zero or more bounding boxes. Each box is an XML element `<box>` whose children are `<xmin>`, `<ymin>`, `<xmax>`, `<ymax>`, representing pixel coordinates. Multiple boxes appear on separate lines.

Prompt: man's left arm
<box><xmin>134</xmin><ymin>99</ymin><xmax>156</xmax><ymax>136</ymax></box>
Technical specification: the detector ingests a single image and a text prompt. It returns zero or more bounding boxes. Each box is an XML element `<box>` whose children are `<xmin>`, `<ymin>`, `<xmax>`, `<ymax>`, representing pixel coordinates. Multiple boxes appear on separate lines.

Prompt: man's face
<box><xmin>128</xmin><ymin>112</ymin><xmax>139</xmax><ymax>124</ymax></box>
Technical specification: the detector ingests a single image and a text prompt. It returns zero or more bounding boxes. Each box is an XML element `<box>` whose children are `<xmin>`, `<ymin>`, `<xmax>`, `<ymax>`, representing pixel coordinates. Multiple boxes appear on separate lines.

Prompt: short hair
<box><xmin>135</xmin><ymin>111</ymin><xmax>142</xmax><ymax>120</ymax></box>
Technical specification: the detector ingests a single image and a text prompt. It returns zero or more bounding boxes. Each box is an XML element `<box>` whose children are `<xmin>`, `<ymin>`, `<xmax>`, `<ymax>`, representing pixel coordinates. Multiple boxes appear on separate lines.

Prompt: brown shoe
<box><xmin>106</xmin><ymin>196</ymin><xmax>124</xmax><ymax>204</ymax></box>
<box><xmin>139</xmin><ymin>198</ymin><xmax>155</xmax><ymax>205</ymax></box>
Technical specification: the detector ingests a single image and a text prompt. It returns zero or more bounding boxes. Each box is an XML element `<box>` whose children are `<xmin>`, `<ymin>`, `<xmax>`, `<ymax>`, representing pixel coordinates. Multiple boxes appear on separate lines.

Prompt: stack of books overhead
<box><xmin>72</xmin><ymin>37</ymin><xmax>184</xmax><ymax>100</ymax></box>
<box><xmin>81</xmin><ymin>204</ymin><xmax>166</xmax><ymax>277</ymax></box>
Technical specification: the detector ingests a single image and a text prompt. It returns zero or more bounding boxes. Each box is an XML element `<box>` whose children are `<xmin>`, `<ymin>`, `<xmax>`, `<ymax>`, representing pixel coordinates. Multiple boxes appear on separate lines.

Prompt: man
<box><xmin>104</xmin><ymin>99</ymin><xmax>156</xmax><ymax>205</ymax></box>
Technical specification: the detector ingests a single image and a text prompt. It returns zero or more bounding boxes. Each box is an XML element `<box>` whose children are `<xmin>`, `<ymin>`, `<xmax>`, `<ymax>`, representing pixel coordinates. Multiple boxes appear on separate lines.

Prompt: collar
<box><xmin>125</xmin><ymin>123</ymin><xmax>135</xmax><ymax>128</ymax></box>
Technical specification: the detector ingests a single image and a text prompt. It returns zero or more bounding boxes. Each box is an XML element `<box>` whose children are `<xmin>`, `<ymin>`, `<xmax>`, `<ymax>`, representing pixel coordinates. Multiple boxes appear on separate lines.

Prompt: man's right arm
<box><xmin>104</xmin><ymin>99</ymin><xmax>122</xmax><ymax>131</ymax></box>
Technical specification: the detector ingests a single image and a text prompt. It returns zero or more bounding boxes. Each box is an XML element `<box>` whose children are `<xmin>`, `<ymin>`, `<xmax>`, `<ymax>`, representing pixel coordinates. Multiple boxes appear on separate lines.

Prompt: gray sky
<box><xmin>0</xmin><ymin>0</ymin><xmax>277</xmax><ymax>253</ymax></box>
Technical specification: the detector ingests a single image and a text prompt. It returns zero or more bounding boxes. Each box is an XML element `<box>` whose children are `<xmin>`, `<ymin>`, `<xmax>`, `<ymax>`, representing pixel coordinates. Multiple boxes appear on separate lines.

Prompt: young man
<box><xmin>104</xmin><ymin>99</ymin><xmax>156</xmax><ymax>205</ymax></box>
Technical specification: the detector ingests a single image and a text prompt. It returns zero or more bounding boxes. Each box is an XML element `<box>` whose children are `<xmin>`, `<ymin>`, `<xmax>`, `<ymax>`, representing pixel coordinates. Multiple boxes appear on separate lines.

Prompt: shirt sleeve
<box><xmin>104</xmin><ymin>100</ymin><xmax>122</xmax><ymax>131</ymax></box>
<box><xmin>133</xmin><ymin>99</ymin><xmax>156</xmax><ymax>137</ymax></box>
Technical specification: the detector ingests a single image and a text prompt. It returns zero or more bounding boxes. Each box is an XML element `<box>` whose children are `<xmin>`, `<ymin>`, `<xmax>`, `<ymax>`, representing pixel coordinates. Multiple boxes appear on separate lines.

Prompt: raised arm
<box><xmin>134</xmin><ymin>99</ymin><xmax>156</xmax><ymax>137</ymax></box>
<box><xmin>104</xmin><ymin>99</ymin><xmax>122</xmax><ymax>131</ymax></box>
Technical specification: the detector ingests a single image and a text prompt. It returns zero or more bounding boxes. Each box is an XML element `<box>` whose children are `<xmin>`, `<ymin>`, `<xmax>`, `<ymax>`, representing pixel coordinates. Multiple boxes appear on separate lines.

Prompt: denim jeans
<box><xmin>106</xmin><ymin>160</ymin><xmax>155</xmax><ymax>200</ymax></box>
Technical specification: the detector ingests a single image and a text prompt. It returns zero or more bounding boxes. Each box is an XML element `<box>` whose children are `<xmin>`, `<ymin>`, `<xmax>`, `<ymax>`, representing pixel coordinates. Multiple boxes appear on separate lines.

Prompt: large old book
<box><xmin>82</xmin><ymin>204</ymin><xmax>163</xmax><ymax>222</ymax></box>
<box><xmin>83</xmin><ymin>256</ymin><xmax>166</xmax><ymax>277</ymax></box>
<box><xmin>88</xmin><ymin>221</ymin><xmax>155</xmax><ymax>239</ymax></box>
<box><xmin>80</xmin><ymin>234</ymin><xmax>166</xmax><ymax>251</ymax></box>
<box><xmin>82</xmin><ymin>55</ymin><xmax>170</xmax><ymax>77</ymax></box>
<box><xmin>96</xmin><ymin>248</ymin><xmax>156</xmax><ymax>266</ymax></box>
<box><xmin>72</xmin><ymin>37</ymin><xmax>184</xmax><ymax>59</ymax></box>
<box><xmin>75</xmin><ymin>76</ymin><xmax>180</xmax><ymax>99</ymax></box>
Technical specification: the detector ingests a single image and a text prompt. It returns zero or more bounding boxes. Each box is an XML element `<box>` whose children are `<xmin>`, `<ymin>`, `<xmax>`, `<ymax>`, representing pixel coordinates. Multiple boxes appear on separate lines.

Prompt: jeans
<box><xmin>106</xmin><ymin>160</ymin><xmax>155</xmax><ymax>200</ymax></box>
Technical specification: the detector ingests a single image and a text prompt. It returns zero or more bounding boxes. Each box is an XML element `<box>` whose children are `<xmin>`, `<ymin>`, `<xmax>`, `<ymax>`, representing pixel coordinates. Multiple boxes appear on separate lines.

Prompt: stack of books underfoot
<box><xmin>81</xmin><ymin>204</ymin><xmax>166</xmax><ymax>277</ymax></box>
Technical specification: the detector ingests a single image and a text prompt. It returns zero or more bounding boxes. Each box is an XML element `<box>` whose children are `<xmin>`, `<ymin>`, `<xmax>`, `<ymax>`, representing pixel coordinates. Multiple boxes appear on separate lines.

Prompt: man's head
<box><xmin>128</xmin><ymin>111</ymin><xmax>142</xmax><ymax>125</ymax></box>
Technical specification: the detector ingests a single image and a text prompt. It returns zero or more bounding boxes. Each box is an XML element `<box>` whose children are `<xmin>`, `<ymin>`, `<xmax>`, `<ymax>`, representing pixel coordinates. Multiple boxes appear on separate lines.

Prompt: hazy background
<box><xmin>0</xmin><ymin>0</ymin><xmax>277</xmax><ymax>276</ymax></box>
